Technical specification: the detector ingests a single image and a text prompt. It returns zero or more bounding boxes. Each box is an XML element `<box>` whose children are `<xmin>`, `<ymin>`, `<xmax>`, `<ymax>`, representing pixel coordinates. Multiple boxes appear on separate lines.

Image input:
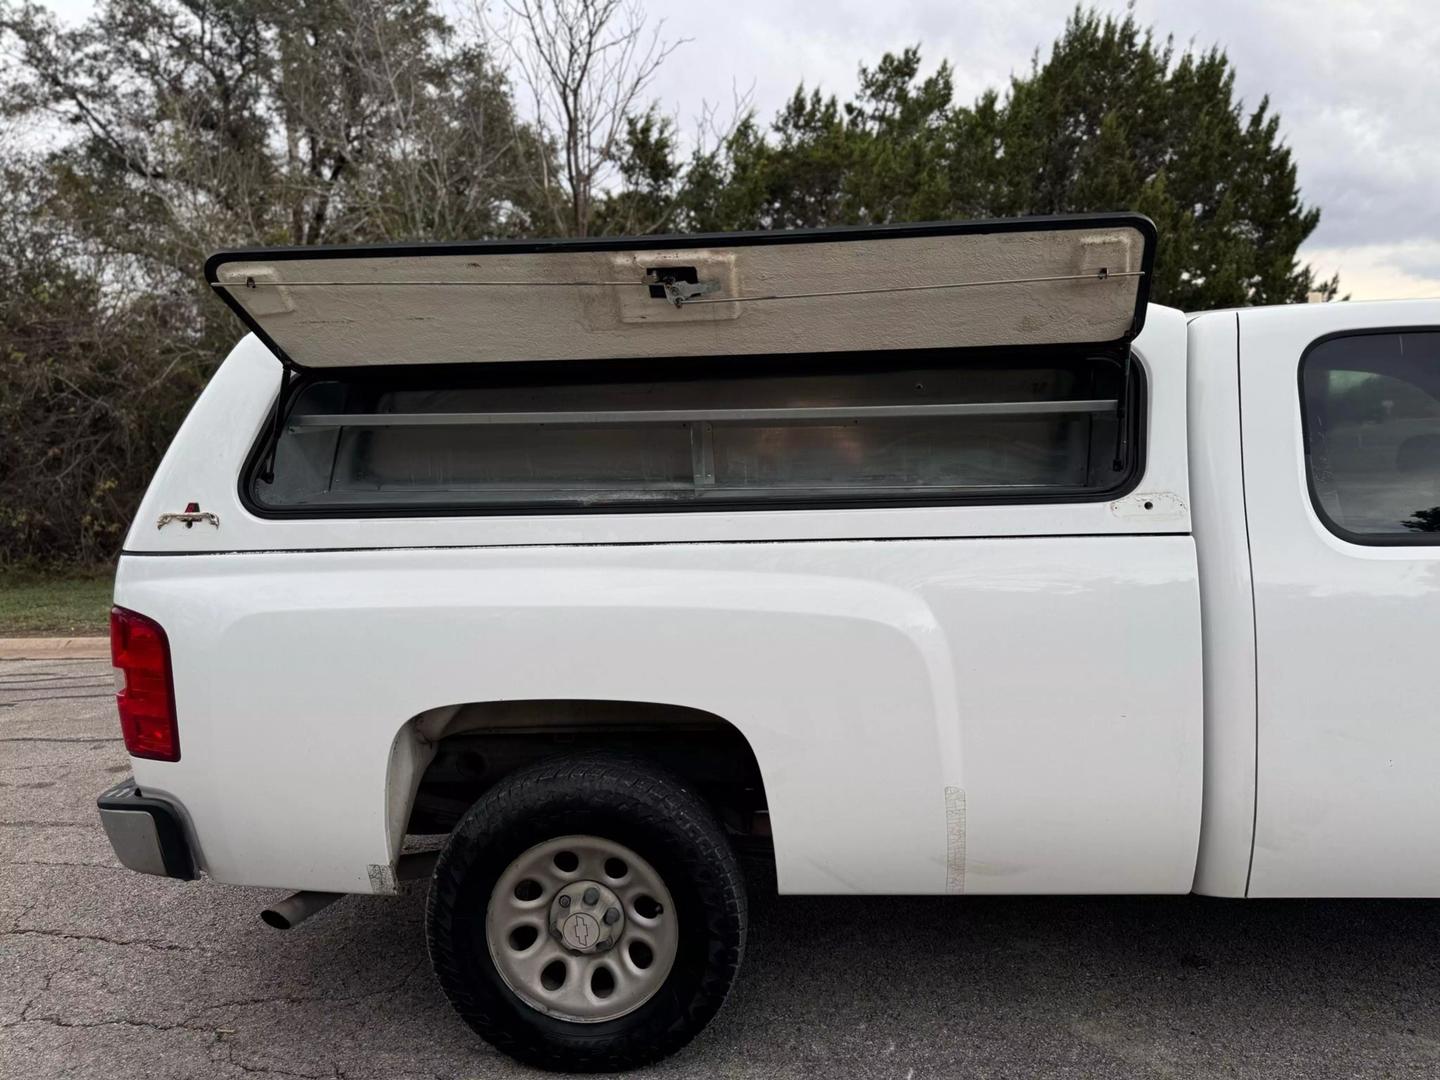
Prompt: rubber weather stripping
<box><xmin>217</xmin><ymin>268</ymin><xmax>1142</xmax><ymax>306</ymax></box>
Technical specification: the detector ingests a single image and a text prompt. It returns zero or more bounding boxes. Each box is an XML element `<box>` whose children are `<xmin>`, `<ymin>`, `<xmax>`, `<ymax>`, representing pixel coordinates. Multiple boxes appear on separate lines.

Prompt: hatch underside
<box><xmin>207</xmin><ymin>216</ymin><xmax>1155</xmax><ymax>370</ymax></box>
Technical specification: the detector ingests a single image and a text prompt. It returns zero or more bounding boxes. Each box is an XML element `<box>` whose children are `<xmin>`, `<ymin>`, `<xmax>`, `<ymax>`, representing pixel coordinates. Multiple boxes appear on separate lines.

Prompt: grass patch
<box><xmin>0</xmin><ymin>569</ymin><xmax>113</xmax><ymax>637</ymax></box>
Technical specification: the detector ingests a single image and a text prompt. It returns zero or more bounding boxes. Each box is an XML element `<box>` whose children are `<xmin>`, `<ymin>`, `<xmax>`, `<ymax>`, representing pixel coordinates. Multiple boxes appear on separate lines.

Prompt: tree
<box><xmin>589</xmin><ymin>106</ymin><xmax>683</xmax><ymax>235</ymax></box>
<box><xmin>680</xmin><ymin>8</ymin><xmax>1335</xmax><ymax>308</ymax></box>
<box><xmin>964</xmin><ymin>7</ymin><xmax>1336</xmax><ymax>307</ymax></box>
<box><xmin>497</xmin><ymin>0</ymin><xmax>682</xmax><ymax>236</ymax></box>
<box><xmin>0</xmin><ymin>0</ymin><xmax>547</xmax><ymax>565</ymax></box>
<box><xmin>681</xmin><ymin>49</ymin><xmax>955</xmax><ymax>232</ymax></box>
<box><xmin>0</xmin><ymin>159</ymin><xmax>213</xmax><ymax>563</ymax></box>
<box><xmin>0</xmin><ymin>0</ymin><xmax>542</xmax><ymax>261</ymax></box>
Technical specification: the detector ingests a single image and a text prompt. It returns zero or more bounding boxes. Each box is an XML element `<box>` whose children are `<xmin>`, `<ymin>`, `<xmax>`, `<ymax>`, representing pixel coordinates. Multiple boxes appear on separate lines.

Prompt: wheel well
<box><xmin>402</xmin><ymin>700</ymin><xmax>770</xmax><ymax>846</ymax></box>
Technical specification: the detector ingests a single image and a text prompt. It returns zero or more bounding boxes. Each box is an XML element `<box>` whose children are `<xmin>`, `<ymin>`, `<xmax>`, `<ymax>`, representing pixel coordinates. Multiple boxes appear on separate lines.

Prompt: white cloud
<box><xmin>1305</xmin><ymin>243</ymin><xmax>1440</xmax><ymax>301</ymax></box>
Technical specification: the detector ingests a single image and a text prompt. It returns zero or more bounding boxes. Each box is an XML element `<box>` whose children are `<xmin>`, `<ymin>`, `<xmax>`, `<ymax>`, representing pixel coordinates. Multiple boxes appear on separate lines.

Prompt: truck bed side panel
<box><xmin>119</xmin><ymin>536</ymin><xmax>1202</xmax><ymax>896</ymax></box>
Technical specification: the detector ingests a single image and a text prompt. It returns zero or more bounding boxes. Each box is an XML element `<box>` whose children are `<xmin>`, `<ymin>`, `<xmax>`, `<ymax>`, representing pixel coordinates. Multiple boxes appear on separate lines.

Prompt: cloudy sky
<box><xmin>40</xmin><ymin>0</ymin><xmax>1440</xmax><ymax>301</ymax></box>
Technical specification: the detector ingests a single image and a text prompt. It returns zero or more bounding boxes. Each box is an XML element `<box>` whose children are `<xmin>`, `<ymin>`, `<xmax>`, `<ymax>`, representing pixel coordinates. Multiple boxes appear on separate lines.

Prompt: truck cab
<box><xmin>95</xmin><ymin>215</ymin><xmax>1440</xmax><ymax>1070</ymax></box>
<box><xmin>1189</xmin><ymin>304</ymin><xmax>1440</xmax><ymax>898</ymax></box>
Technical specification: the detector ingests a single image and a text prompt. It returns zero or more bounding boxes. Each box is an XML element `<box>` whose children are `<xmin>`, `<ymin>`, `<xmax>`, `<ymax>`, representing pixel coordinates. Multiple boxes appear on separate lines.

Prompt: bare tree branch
<box><xmin>492</xmin><ymin>0</ymin><xmax>684</xmax><ymax>236</ymax></box>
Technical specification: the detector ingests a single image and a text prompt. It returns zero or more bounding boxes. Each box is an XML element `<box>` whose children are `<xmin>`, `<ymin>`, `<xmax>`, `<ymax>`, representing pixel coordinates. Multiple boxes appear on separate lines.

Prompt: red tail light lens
<box><xmin>110</xmin><ymin>606</ymin><xmax>179</xmax><ymax>762</ymax></box>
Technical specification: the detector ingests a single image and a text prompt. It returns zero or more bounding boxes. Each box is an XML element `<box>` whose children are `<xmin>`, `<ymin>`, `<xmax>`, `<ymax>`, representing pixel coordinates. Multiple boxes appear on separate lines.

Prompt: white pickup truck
<box><xmin>96</xmin><ymin>215</ymin><xmax>1440</xmax><ymax>1071</ymax></box>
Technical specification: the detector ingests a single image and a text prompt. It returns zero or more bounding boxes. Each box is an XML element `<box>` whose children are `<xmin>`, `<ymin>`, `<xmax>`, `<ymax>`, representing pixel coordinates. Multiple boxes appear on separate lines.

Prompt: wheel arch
<box><xmin>386</xmin><ymin>698</ymin><xmax>772</xmax><ymax>858</ymax></box>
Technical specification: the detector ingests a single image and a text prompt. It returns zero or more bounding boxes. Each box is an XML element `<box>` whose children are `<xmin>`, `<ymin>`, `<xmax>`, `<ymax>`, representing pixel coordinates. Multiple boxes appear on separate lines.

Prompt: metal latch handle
<box><xmin>644</xmin><ymin>270</ymin><xmax>720</xmax><ymax>307</ymax></box>
<box><xmin>157</xmin><ymin>509</ymin><xmax>220</xmax><ymax>530</ymax></box>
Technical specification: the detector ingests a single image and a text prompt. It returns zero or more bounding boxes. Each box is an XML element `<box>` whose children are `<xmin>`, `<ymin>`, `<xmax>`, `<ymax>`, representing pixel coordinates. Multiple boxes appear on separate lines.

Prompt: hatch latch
<box><xmin>645</xmin><ymin>268</ymin><xmax>720</xmax><ymax>307</ymax></box>
<box><xmin>158</xmin><ymin>502</ymin><xmax>220</xmax><ymax>530</ymax></box>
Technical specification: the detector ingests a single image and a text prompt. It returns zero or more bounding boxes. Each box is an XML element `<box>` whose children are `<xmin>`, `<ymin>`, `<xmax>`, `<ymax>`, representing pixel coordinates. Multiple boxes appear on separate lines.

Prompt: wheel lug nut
<box><xmin>603</xmin><ymin>906</ymin><xmax>620</xmax><ymax>925</ymax></box>
<box><xmin>582</xmin><ymin>887</ymin><xmax>599</xmax><ymax>906</ymax></box>
<box><xmin>558</xmin><ymin>895</ymin><xmax>571</xmax><ymax>908</ymax></box>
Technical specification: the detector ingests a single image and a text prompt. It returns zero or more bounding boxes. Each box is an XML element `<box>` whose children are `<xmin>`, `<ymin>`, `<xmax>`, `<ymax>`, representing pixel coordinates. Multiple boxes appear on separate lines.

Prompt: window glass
<box><xmin>253</xmin><ymin>350</ymin><xmax>1140</xmax><ymax>514</ymax></box>
<box><xmin>1301</xmin><ymin>331</ymin><xmax>1440</xmax><ymax>540</ymax></box>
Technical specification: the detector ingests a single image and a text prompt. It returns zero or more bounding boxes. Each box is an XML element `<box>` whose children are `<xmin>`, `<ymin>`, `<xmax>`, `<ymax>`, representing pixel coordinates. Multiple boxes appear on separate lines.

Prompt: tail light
<box><xmin>110</xmin><ymin>606</ymin><xmax>179</xmax><ymax>762</ymax></box>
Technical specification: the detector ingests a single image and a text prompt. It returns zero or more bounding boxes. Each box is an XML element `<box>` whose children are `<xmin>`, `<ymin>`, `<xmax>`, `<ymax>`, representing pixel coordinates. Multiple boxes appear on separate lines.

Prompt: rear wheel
<box><xmin>426</xmin><ymin>754</ymin><xmax>746</xmax><ymax>1072</ymax></box>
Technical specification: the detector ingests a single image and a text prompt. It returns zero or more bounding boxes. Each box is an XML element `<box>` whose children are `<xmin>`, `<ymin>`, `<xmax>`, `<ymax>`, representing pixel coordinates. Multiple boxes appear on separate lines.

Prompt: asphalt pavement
<box><xmin>4</xmin><ymin>656</ymin><xmax>1440</xmax><ymax>1079</ymax></box>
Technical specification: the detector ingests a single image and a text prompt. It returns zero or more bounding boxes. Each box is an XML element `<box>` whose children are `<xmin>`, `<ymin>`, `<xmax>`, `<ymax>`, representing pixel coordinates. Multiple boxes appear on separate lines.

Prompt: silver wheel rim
<box><xmin>485</xmin><ymin>834</ymin><xmax>679</xmax><ymax>1023</ymax></box>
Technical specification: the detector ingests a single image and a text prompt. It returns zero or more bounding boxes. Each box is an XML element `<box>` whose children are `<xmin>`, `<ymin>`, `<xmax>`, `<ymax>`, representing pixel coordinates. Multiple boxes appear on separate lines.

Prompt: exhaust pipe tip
<box><xmin>261</xmin><ymin>855</ymin><xmax>435</xmax><ymax>930</ymax></box>
<box><xmin>261</xmin><ymin>890</ymin><xmax>343</xmax><ymax>931</ymax></box>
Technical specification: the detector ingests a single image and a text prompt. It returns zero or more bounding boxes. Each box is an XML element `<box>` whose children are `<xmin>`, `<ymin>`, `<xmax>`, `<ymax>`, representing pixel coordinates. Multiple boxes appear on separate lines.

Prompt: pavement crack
<box><xmin>0</xmin><ymin>680</ymin><xmax>113</xmax><ymax>690</ymax></box>
<box><xmin>182</xmin><ymin>958</ymin><xmax>429</xmax><ymax>1025</ymax></box>
<box><xmin>225</xmin><ymin>1045</ymin><xmax>347</xmax><ymax>1079</ymax></box>
<box><xmin>0</xmin><ymin>759</ymin><xmax>92</xmax><ymax>771</ymax></box>
<box><xmin>0</xmin><ymin>693</ymin><xmax>114</xmax><ymax>704</ymax></box>
<box><xmin>2</xmin><ymin>1014</ymin><xmax>201</xmax><ymax>1035</ymax></box>
<box><xmin>6</xmin><ymin>927</ymin><xmax>207</xmax><ymax>953</ymax></box>
<box><xmin>8</xmin><ymin>902</ymin><xmax>38</xmax><ymax>933</ymax></box>
<box><xmin>0</xmin><ymin>735</ymin><xmax>122</xmax><ymax>743</ymax></box>
<box><xmin>1</xmin><ymin>821</ymin><xmax>96</xmax><ymax>829</ymax></box>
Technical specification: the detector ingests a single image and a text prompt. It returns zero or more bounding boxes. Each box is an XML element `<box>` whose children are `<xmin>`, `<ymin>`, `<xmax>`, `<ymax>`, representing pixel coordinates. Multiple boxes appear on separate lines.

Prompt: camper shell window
<box><xmin>245</xmin><ymin>346</ymin><xmax>1144</xmax><ymax>516</ymax></box>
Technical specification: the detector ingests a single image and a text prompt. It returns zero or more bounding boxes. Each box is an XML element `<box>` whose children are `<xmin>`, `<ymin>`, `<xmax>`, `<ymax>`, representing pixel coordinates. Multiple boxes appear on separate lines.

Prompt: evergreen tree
<box><xmin>969</xmin><ymin>7</ymin><xmax>1335</xmax><ymax>306</ymax></box>
<box><xmin>677</xmin><ymin>8</ymin><xmax>1336</xmax><ymax>308</ymax></box>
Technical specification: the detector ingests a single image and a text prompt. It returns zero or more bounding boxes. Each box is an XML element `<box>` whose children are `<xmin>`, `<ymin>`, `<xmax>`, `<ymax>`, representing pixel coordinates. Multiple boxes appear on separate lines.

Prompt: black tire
<box><xmin>426</xmin><ymin>753</ymin><xmax>747</xmax><ymax>1072</ymax></box>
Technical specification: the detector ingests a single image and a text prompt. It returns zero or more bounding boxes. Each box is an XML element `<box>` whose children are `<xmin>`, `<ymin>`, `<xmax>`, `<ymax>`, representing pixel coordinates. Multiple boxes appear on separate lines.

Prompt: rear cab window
<box><xmin>1301</xmin><ymin>329</ymin><xmax>1440</xmax><ymax>543</ymax></box>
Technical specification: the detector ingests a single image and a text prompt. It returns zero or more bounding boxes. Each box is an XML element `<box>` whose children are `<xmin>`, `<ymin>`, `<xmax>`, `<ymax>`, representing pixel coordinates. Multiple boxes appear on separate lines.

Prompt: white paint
<box><xmin>1238</xmin><ymin>299</ymin><xmax>1440</xmax><ymax>897</ymax></box>
<box><xmin>1186</xmin><ymin>311</ymin><xmax>1258</xmax><ymax>897</ymax></box>
<box><xmin>120</xmin><ymin>534</ymin><xmax>1202</xmax><ymax>896</ymax></box>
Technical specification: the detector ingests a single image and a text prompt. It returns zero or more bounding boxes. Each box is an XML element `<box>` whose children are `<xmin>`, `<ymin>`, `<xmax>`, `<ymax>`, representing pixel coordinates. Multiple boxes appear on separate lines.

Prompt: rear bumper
<box><xmin>97</xmin><ymin>778</ymin><xmax>196</xmax><ymax>880</ymax></box>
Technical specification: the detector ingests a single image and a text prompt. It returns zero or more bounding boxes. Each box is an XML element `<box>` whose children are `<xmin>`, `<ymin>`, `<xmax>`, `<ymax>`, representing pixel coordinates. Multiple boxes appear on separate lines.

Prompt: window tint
<box><xmin>1301</xmin><ymin>330</ymin><xmax>1440</xmax><ymax>541</ymax></box>
<box><xmin>252</xmin><ymin>350</ymin><xmax>1141</xmax><ymax>514</ymax></box>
